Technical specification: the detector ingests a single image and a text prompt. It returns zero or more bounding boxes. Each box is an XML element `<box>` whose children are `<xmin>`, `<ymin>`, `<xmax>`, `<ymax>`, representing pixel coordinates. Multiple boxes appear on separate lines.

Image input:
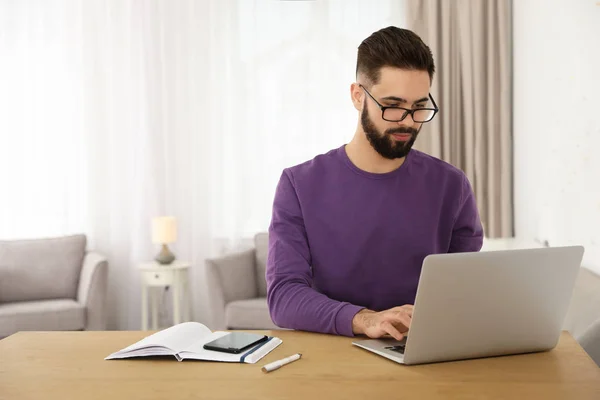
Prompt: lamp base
<box><xmin>155</xmin><ymin>244</ymin><xmax>176</xmax><ymax>265</ymax></box>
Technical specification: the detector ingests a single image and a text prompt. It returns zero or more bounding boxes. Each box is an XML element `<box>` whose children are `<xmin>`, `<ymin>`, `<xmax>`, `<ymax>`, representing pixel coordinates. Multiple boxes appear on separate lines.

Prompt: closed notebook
<box><xmin>105</xmin><ymin>322</ymin><xmax>282</xmax><ymax>364</ymax></box>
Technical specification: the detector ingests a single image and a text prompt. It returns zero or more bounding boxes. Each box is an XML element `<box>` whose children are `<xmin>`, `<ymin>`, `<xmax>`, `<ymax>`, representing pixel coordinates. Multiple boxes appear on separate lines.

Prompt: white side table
<box><xmin>138</xmin><ymin>261</ymin><xmax>191</xmax><ymax>330</ymax></box>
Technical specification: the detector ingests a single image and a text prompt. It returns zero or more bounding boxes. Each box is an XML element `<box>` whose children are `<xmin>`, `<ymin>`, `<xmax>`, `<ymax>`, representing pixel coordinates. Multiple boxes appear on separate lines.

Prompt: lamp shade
<box><xmin>152</xmin><ymin>216</ymin><xmax>177</xmax><ymax>244</ymax></box>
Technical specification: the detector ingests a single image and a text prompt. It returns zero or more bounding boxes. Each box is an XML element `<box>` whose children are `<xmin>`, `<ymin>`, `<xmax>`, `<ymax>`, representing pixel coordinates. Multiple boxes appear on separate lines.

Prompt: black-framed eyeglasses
<box><xmin>359</xmin><ymin>84</ymin><xmax>439</xmax><ymax>123</ymax></box>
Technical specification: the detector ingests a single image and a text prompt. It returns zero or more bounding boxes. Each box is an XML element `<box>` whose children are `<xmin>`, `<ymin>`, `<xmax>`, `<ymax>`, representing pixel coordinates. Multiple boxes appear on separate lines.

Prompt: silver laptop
<box><xmin>352</xmin><ymin>246</ymin><xmax>585</xmax><ymax>365</ymax></box>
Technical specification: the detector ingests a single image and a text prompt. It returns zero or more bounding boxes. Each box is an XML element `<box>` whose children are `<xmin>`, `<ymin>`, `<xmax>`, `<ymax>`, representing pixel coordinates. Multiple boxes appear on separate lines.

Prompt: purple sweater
<box><xmin>266</xmin><ymin>145</ymin><xmax>483</xmax><ymax>337</ymax></box>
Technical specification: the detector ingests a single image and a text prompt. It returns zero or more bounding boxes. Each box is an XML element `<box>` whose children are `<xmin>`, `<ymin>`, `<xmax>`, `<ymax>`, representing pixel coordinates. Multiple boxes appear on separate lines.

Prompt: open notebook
<box><xmin>105</xmin><ymin>322</ymin><xmax>282</xmax><ymax>364</ymax></box>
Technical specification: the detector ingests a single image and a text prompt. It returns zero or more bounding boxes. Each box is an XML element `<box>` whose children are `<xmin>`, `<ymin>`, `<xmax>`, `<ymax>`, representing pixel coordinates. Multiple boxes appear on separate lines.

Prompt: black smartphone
<box><xmin>203</xmin><ymin>332</ymin><xmax>269</xmax><ymax>354</ymax></box>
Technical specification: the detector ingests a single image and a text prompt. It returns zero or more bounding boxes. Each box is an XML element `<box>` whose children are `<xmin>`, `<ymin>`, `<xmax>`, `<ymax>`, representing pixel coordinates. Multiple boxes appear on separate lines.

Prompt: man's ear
<box><xmin>350</xmin><ymin>82</ymin><xmax>363</xmax><ymax>111</ymax></box>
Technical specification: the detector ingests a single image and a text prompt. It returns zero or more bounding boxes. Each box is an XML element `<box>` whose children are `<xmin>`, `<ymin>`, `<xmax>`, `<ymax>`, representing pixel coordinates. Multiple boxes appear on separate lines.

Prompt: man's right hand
<box><xmin>351</xmin><ymin>305</ymin><xmax>413</xmax><ymax>341</ymax></box>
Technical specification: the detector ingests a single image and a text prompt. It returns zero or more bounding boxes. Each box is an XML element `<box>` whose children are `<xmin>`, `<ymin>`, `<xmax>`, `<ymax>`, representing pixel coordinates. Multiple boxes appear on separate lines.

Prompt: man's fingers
<box><xmin>384</xmin><ymin>313</ymin><xmax>412</xmax><ymax>330</ymax></box>
<box><xmin>381</xmin><ymin>321</ymin><xmax>404</xmax><ymax>341</ymax></box>
<box><xmin>389</xmin><ymin>305</ymin><xmax>414</xmax><ymax>316</ymax></box>
<box><xmin>390</xmin><ymin>304</ymin><xmax>413</xmax><ymax>309</ymax></box>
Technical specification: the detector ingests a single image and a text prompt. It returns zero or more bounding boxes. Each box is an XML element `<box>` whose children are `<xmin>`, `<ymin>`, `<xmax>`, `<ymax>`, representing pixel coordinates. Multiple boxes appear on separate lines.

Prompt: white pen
<box><xmin>261</xmin><ymin>353</ymin><xmax>302</xmax><ymax>373</ymax></box>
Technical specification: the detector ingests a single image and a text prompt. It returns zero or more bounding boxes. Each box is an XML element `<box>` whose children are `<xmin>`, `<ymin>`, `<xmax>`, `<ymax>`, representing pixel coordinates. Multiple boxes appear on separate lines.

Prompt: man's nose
<box><xmin>397</xmin><ymin>113</ymin><xmax>416</xmax><ymax>128</ymax></box>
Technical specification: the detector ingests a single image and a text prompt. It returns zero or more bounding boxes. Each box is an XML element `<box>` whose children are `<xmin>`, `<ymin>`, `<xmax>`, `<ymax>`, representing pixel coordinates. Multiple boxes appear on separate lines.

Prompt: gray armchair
<box><xmin>205</xmin><ymin>233</ymin><xmax>279</xmax><ymax>330</ymax></box>
<box><xmin>578</xmin><ymin>318</ymin><xmax>600</xmax><ymax>367</ymax></box>
<box><xmin>0</xmin><ymin>234</ymin><xmax>108</xmax><ymax>337</ymax></box>
<box><xmin>563</xmin><ymin>266</ymin><xmax>600</xmax><ymax>366</ymax></box>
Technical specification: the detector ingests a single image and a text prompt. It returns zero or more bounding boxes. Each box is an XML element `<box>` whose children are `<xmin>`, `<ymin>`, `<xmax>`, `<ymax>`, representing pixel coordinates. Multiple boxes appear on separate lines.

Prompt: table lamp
<box><xmin>152</xmin><ymin>216</ymin><xmax>177</xmax><ymax>265</ymax></box>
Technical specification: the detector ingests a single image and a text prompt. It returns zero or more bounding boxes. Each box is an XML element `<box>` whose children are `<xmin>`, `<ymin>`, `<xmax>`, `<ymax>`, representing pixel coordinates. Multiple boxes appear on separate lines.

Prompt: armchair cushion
<box><xmin>0</xmin><ymin>299</ymin><xmax>85</xmax><ymax>337</ymax></box>
<box><xmin>205</xmin><ymin>249</ymin><xmax>258</xmax><ymax>330</ymax></box>
<box><xmin>225</xmin><ymin>298</ymin><xmax>278</xmax><ymax>330</ymax></box>
<box><xmin>254</xmin><ymin>233</ymin><xmax>268</xmax><ymax>297</ymax></box>
<box><xmin>207</xmin><ymin>249</ymin><xmax>258</xmax><ymax>304</ymax></box>
<box><xmin>0</xmin><ymin>234</ymin><xmax>86</xmax><ymax>303</ymax></box>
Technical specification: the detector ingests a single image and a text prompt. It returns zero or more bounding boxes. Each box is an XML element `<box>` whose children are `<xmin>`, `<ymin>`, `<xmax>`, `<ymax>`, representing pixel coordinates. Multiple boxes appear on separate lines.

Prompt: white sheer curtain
<box><xmin>0</xmin><ymin>1</ymin><xmax>88</xmax><ymax>239</ymax></box>
<box><xmin>0</xmin><ymin>0</ymin><xmax>404</xmax><ymax>329</ymax></box>
<box><xmin>513</xmin><ymin>0</ymin><xmax>600</xmax><ymax>273</ymax></box>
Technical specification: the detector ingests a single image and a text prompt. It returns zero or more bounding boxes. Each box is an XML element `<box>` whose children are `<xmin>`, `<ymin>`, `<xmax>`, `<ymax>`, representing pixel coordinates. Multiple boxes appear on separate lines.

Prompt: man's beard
<box><xmin>361</xmin><ymin>104</ymin><xmax>419</xmax><ymax>160</ymax></box>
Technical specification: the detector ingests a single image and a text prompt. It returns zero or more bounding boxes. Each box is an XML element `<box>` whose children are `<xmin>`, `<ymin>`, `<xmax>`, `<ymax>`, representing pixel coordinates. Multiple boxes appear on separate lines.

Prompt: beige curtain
<box><xmin>406</xmin><ymin>0</ymin><xmax>513</xmax><ymax>238</ymax></box>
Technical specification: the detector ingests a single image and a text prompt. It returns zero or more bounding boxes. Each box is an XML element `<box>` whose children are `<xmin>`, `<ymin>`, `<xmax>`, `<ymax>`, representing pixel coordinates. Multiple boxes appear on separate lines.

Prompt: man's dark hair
<box><xmin>356</xmin><ymin>26</ymin><xmax>435</xmax><ymax>85</ymax></box>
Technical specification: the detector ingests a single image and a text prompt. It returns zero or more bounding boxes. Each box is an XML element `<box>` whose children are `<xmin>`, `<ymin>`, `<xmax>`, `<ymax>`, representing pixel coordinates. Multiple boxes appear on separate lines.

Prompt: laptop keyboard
<box><xmin>384</xmin><ymin>344</ymin><xmax>406</xmax><ymax>354</ymax></box>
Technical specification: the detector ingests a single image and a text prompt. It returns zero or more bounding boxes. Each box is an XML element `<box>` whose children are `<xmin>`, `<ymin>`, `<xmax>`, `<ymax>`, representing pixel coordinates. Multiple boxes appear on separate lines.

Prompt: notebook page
<box><xmin>111</xmin><ymin>322</ymin><xmax>212</xmax><ymax>355</ymax></box>
<box><xmin>105</xmin><ymin>347</ymin><xmax>175</xmax><ymax>360</ymax></box>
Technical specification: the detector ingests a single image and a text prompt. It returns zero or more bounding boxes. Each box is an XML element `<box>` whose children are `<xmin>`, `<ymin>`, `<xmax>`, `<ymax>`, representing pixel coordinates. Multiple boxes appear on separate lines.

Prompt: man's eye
<box><xmin>414</xmin><ymin>105</ymin><xmax>426</xmax><ymax>109</ymax></box>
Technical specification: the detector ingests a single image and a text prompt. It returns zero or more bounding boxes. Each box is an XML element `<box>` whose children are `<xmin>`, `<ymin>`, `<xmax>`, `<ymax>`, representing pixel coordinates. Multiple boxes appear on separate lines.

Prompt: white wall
<box><xmin>513</xmin><ymin>0</ymin><xmax>600</xmax><ymax>272</ymax></box>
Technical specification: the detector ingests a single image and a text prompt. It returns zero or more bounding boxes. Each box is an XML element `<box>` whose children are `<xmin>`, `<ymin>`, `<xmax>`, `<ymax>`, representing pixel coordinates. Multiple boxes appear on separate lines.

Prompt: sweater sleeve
<box><xmin>449</xmin><ymin>174</ymin><xmax>484</xmax><ymax>253</ymax></box>
<box><xmin>266</xmin><ymin>169</ymin><xmax>364</xmax><ymax>337</ymax></box>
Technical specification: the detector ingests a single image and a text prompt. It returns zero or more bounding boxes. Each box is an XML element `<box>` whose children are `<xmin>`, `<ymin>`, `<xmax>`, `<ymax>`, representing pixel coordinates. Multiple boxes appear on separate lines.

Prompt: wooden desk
<box><xmin>1</xmin><ymin>330</ymin><xmax>599</xmax><ymax>399</ymax></box>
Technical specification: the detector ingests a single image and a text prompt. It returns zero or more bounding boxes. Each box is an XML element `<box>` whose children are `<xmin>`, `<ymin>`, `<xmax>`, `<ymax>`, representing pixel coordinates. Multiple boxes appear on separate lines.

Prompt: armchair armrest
<box><xmin>77</xmin><ymin>251</ymin><xmax>108</xmax><ymax>330</ymax></box>
<box><xmin>579</xmin><ymin>318</ymin><xmax>600</xmax><ymax>367</ymax></box>
<box><xmin>205</xmin><ymin>249</ymin><xmax>257</xmax><ymax>330</ymax></box>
